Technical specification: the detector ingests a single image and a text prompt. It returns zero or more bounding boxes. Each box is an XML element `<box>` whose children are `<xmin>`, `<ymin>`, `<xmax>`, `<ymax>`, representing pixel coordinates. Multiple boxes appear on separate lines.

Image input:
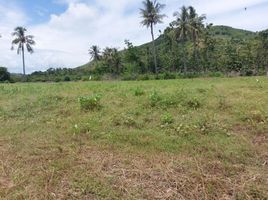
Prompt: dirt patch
<box><xmin>253</xmin><ymin>135</ymin><xmax>268</xmax><ymax>146</ymax></box>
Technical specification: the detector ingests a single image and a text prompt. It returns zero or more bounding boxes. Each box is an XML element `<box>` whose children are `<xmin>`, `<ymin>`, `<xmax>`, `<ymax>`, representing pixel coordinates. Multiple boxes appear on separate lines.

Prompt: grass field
<box><xmin>0</xmin><ymin>77</ymin><xmax>268</xmax><ymax>199</ymax></box>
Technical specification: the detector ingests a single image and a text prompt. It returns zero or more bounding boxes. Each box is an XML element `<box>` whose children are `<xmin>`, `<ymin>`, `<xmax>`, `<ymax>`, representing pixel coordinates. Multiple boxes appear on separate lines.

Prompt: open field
<box><xmin>0</xmin><ymin>77</ymin><xmax>268</xmax><ymax>199</ymax></box>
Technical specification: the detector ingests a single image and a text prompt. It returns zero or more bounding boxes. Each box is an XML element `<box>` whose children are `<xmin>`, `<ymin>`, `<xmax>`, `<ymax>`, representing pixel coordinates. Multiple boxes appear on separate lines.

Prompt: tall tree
<box><xmin>11</xmin><ymin>27</ymin><xmax>35</xmax><ymax>76</ymax></box>
<box><xmin>89</xmin><ymin>45</ymin><xmax>101</xmax><ymax>61</ymax></box>
<box><xmin>140</xmin><ymin>0</ymin><xmax>166</xmax><ymax>73</ymax></box>
<box><xmin>188</xmin><ymin>6</ymin><xmax>206</xmax><ymax>69</ymax></box>
<box><xmin>173</xmin><ymin>6</ymin><xmax>191</xmax><ymax>73</ymax></box>
<box><xmin>103</xmin><ymin>47</ymin><xmax>122</xmax><ymax>74</ymax></box>
<box><xmin>200</xmin><ymin>23</ymin><xmax>215</xmax><ymax>72</ymax></box>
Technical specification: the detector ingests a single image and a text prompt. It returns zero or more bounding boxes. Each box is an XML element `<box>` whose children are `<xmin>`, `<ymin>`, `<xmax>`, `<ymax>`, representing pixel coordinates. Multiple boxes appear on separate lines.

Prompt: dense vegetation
<box><xmin>0</xmin><ymin>67</ymin><xmax>10</xmax><ymax>82</ymax></box>
<box><xmin>0</xmin><ymin>78</ymin><xmax>267</xmax><ymax>199</ymax></box>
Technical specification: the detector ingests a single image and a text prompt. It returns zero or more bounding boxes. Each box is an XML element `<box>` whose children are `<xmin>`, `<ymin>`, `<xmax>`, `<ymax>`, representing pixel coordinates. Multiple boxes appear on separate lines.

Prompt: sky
<box><xmin>0</xmin><ymin>0</ymin><xmax>268</xmax><ymax>74</ymax></box>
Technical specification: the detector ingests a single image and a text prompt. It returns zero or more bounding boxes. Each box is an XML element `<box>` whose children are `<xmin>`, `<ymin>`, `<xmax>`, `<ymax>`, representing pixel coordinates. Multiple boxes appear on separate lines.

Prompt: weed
<box><xmin>218</xmin><ymin>95</ymin><xmax>230</xmax><ymax>110</ymax></box>
<box><xmin>161</xmin><ymin>113</ymin><xmax>174</xmax><ymax>125</ymax></box>
<box><xmin>133</xmin><ymin>87</ymin><xmax>145</xmax><ymax>96</ymax></box>
<box><xmin>78</xmin><ymin>94</ymin><xmax>102</xmax><ymax>111</ymax></box>
<box><xmin>148</xmin><ymin>90</ymin><xmax>162</xmax><ymax>107</ymax></box>
<box><xmin>185</xmin><ymin>97</ymin><xmax>202</xmax><ymax>110</ymax></box>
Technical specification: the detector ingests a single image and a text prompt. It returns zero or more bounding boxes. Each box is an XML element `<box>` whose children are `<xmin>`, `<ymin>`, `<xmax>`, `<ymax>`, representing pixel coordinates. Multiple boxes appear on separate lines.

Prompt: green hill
<box><xmin>209</xmin><ymin>25</ymin><xmax>256</xmax><ymax>39</ymax></box>
<box><xmin>76</xmin><ymin>25</ymin><xmax>257</xmax><ymax>71</ymax></box>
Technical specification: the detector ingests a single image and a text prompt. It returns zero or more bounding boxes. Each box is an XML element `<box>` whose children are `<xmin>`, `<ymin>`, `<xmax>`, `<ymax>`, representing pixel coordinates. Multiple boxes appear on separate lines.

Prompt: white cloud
<box><xmin>0</xmin><ymin>0</ymin><xmax>268</xmax><ymax>73</ymax></box>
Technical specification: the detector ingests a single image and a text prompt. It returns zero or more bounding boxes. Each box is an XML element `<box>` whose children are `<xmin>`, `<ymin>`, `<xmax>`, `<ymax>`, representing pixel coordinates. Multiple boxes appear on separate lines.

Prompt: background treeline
<box><xmin>23</xmin><ymin>26</ymin><xmax>267</xmax><ymax>82</ymax></box>
<box><xmin>2</xmin><ymin>5</ymin><xmax>268</xmax><ymax>83</ymax></box>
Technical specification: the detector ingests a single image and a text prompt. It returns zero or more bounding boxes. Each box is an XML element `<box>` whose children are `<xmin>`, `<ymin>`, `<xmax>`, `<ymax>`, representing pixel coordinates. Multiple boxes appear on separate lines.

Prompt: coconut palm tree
<box><xmin>89</xmin><ymin>45</ymin><xmax>101</xmax><ymax>61</ymax></box>
<box><xmin>188</xmin><ymin>6</ymin><xmax>206</xmax><ymax>68</ymax></box>
<box><xmin>11</xmin><ymin>27</ymin><xmax>35</xmax><ymax>76</ymax></box>
<box><xmin>103</xmin><ymin>47</ymin><xmax>121</xmax><ymax>74</ymax></box>
<box><xmin>173</xmin><ymin>6</ymin><xmax>191</xmax><ymax>72</ymax></box>
<box><xmin>140</xmin><ymin>0</ymin><xmax>166</xmax><ymax>73</ymax></box>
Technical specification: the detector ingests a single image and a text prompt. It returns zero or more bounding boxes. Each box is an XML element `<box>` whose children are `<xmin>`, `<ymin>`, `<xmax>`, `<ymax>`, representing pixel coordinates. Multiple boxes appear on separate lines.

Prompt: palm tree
<box><xmin>140</xmin><ymin>0</ymin><xmax>166</xmax><ymax>73</ymax></box>
<box><xmin>89</xmin><ymin>45</ymin><xmax>101</xmax><ymax>61</ymax></box>
<box><xmin>11</xmin><ymin>27</ymin><xmax>35</xmax><ymax>76</ymax></box>
<box><xmin>103</xmin><ymin>47</ymin><xmax>114</xmax><ymax>73</ymax></box>
<box><xmin>103</xmin><ymin>47</ymin><xmax>121</xmax><ymax>74</ymax></box>
<box><xmin>188</xmin><ymin>6</ymin><xmax>206</xmax><ymax>68</ymax></box>
<box><xmin>173</xmin><ymin>6</ymin><xmax>191</xmax><ymax>73</ymax></box>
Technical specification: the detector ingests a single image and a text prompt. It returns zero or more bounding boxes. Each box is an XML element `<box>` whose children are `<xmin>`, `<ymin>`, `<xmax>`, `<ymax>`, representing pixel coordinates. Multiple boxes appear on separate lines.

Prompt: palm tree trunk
<box><xmin>22</xmin><ymin>44</ymin><xmax>26</xmax><ymax>78</ymax></box>
<box><xmin>150</xmin><ymin>24</ymin><xmax>158</xmax><ymax>74</ymax></box>
<box><xmin>194</xmin><ymin>42</ymin><xmax>198</xmax><ymax>68</ymax></box>
<box><xmin>182</xmin><ymin>42</ymin><xmax>187</xmax><ymax>74</ymax></box>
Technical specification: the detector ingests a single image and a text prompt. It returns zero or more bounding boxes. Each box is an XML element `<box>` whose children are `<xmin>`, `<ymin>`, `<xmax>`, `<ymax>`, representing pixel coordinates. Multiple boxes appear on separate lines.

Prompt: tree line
<box><xmin>1</xmin><ymin>0</ymin><xmax>268</xmax><ymax>82</ymax></box>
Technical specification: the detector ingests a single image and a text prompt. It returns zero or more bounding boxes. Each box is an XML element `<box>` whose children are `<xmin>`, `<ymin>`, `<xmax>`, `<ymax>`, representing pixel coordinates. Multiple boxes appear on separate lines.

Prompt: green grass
<box><xmin>0</xmin><ymin>77</ymin><xmax>268</xmax><ymax>199</ymax></box>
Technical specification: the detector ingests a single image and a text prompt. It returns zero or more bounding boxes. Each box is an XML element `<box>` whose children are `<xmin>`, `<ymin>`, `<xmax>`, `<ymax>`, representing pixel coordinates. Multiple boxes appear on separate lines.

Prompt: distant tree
<box><xmin>173</xmin><ymin>6</ymin><xmax>191</xmax><ymax>73</ymax></box>
<box><xmin>257</xmin><ymin>30</ymin><xmax>268</xmax><ymax>76</ymax></box>
<box><xmin>124</xmin><ymin>40</ymin><xmax>144</xmax><ymax>73</ymax></box>
<box><xmin>163</xmin><ymin>26</ymin><xmax>179</xmax><ymax>72</ymax></box>
<box><xmin>11</xmin><ymin>27</ymin><xmax>35</xmax><ymax>77</ymax></box>
<box><xmin>89</xmin><ymin>45</ymin><xmax>101</xmax><ymax>61</ymax></box>
<box><xmin>103</xmin><ymin>47</ymin><xmax>114</xmax><ymax>73</ymax></box>
<box><xmin>200</xmin><ymin>23</ymin><xmax>216</xmax><ymax>72</ymax></box>
<box><xmin>140</xmin><ymin>0</ymin><xmax>166</xmax><ymax>73</ymax></box>
<box><xmin>64</xmin><ymin>76</ymin><xmax>71</xmax><ymax>82</ymax></box>
<box><xmin>188</xmin><ymin>6</ymin><xmax>206</xmax><ymax>68</ymax></box>
<box><xmin>0</xmin><ymin>67</ymin><xmax>10</xmax><ymax>82</ymax></box>
<box><xmin>103</xmin><ymin>47</ymin><xmax>122</xmax><ymax>74</ymax></box>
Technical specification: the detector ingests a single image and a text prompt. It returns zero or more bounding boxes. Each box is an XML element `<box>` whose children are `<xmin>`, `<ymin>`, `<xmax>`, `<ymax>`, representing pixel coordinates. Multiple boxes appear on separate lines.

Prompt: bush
<box><xmin>137</xmin><ymin>74</ymin><xmax>150</xmax><ymax>81</ymax></box>
<box><xmin>78</xmin><ymin>94</ymin><xmax>102</xmax><ymax>111</ymax></box>
<box><xmin>186</xmin><ymin>97</ymin><xmax>201</xmax><ymax>110</ymax></box>
<box><xmin>121</xmin><ymin>73</ymin><xmax>138</xmax><ymax>81</ymax></box>
<box><xmin>159</xmin><ymin>95</ymin><xmax>178</xmax><ymax>108</ymax></box>
<box><xmin>149</xmin><ymin>91</ymin><xmax>162</xmax><ymax>107</ymax></box>
<box><xmin>133</xmin><ymin>87</ymin><xmax>145</xmax><ymax>96</ymax></box>
<box><xmin>0</xmin><ymin>67</ymin><xmax>10</xmax><ymax>82</ymax></box>
<box><xmin>163</xmin><ymin>72</ymin><xmax>177</xmax><ymax>80</ymax></box>
<box><xmin>64</xmin><ymin>76</ymin><xmax>71</xmax><ymax>82</ymax></box>
<box><xmin>207</xmin><ymin>71</ymin><xmax>224</xmax><ymax>77</ymax></box>
<box><xmin>161</xmin><ymin>113</ymin><xmax>174</xmax><ymax>125</ymax></box>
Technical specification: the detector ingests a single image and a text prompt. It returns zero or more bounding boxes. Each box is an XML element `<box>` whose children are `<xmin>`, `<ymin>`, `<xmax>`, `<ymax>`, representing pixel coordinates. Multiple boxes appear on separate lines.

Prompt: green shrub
<box><xmin>160</xmin><ymin>95</ymin><xmax>178</xmax><ymax>108</ymax></box>
<box><xmin>163</xmin><ymin>72</ymin><xmax>177</xmax><ymax>80</ymax></box>
<box><xmin>186</xmin><ymin>97</ymin><xmax>201</xmax><ymax>109</ymax></box>
<box><xmin>133</xmin><ymin>87</ymin><xmax>145</xmax><ymax>96</ymax></box>
<box><xmin>208</xmin><ymin>72</ymin><xmax>224</xmax><ymax>77</ymax></box>
<box><xmin>218</xmin><ymin>95</ymin><xmax>230</xmax><ymax>110</ymax></box>
<box><xmin>137</xmin><ymin>74</ymin><xmax>150</xmax><ymax>81</ymax></box>
<box><xmin>149</xmin><ymin>91</ymin><xmax>161</xmax><ymax>107</ymax></box>
<box><xmin>161</xmin><ymin>113</ymin><xmax>174</xmax><ymax>125</ymax></box>
<box><xmin>78</xmin><ymin>94</ymin><xmax>102</xmax><ymax>111</ymax></box>
<box><xmin>121</xmin><ymin>73</ymin><xmax>138</xmax><ymax>81</ymax></box>
<box><xmin>54</xmin><ymin>77</ymin><xmax>62</xmax><ymax>82</ymax></box>
<box><xmin>64</xmin><ymin>76</ymin><xmax>71</xmax><ymax>82</ymax></box>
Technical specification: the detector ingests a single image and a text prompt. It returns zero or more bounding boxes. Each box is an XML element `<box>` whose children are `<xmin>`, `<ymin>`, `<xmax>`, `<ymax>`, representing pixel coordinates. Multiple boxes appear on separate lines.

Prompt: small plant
<box><xmin>161</xmin><ymin>113</ymin><xmax>174</xmax><ymax>125</ymax></box>
<box><xmin>186</xmin><ymin>97</ymin><xmax>201</xmax><ymax>110</ymax></box>
<box><xmin>175</xmin><ymin>123</ymin><xmax>192</xmax><ymax>135</ymax></box>
<box><xmin>160</xmin><ymin>95</ymin><xmax>178</xmax><ymax>108</ymax></box>
<box><xmin>149</xmin><ymin>91</ymin><xmax>161</xmax><ymax>107</ymax></box>
<box><xmin>218</xmin><ymin>95</ymin><xmax>230</xmax><ymax>110</ymax></box>
<box><xmin>78</xmin><ymin>94</ymin><xmax>101</xmax><ymax>111</ymax></box>
<box><xmin>133</xmin><ymin>87</ymin><xmax>145</xmax><ymax>96</ymax></box>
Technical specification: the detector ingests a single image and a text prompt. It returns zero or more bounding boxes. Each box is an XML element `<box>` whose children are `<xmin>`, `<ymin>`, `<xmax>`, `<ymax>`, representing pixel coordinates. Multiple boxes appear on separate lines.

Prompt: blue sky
<box><xmin>0</xmin><ymin>0</ymin><xmax>268</xmax><ymax>73</ymax></box>
<box><xmin>18</xmin><ymin>0</ymin><xmax>67</xmax><ymax>24</ymax></box>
